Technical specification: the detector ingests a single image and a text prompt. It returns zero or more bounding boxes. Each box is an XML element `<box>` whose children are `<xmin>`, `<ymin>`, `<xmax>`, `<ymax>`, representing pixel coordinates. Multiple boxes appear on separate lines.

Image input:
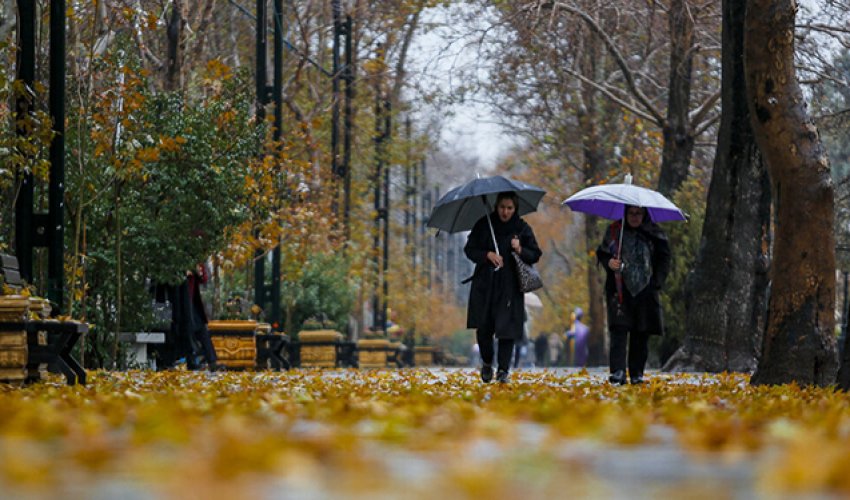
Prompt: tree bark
<box><xmin>165</xmin><ymin>0</ymin><xmax>185</xmax><ymax>92</ymax></box>
<box><xmin>577</xmin><ymin>38</ymin><xmax>609</xmax><ymax>367</ymax></box>
<box><xmin>746</xmin><ymin>0</ymin><xmax>838</xmax><ymax>386</ymax></box>
<box><xmin>839</xmin><ymin>291</ymin><xmax>850</xmax><ymax>388</ymax></box>
<box><xmin>665</xmin><ymin>0</ymin><xmax>771</xmax><ymax>374</ymax></box>
<box><xmin>657</xmin><ymin>0</ymin><xmax>697</xmax><ymax>197</ymax></box>
<box><xmin>584</xmin><ymin>215</ymin><xmax>606</xmax><ymax>365</ymax></box>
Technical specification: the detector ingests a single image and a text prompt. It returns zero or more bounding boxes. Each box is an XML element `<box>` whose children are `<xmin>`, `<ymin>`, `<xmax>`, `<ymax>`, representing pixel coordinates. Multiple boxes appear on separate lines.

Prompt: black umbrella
<box><xmin>427</xmin><ymin>175</ymin><xmax>546</xmax><ymax>254</ymax></box>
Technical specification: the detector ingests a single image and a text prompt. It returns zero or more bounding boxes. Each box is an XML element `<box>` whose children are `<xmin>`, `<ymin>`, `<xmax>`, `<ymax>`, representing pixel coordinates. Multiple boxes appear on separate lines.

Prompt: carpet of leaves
<box><xmin>1</xmin><ymin>369</ymin><xmax>849</xmax><ymax>499</ymax></box>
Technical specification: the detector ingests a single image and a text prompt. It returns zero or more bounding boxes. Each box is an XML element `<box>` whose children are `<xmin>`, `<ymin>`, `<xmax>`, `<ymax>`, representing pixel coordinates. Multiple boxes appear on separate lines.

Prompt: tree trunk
<box><xmin>839</xmin><ymin>292</ymin><xmax>850</xmax><ymax>388</ymax></box>
<box><xmin>664</xmin><ymin>0</ymin><xmax>771</xmax><ymax>374</ymax></box>
<box><xmin>657</xmin><ymin>0</ymin><xmax>697</xmax><ymax>197</ymax></box>
<box><xmin>584</xmin><ymin>216</ymin><xmax>606</xmax><ymax>365</ymax></box>
<box><xmin>165</xmin><ymin>0</ymin><xmax>185</xmax><ymax>92</ymax></box>
<box><xmin>746</xmin><ymin>0</ymin><xmax>838</xmax><ymax>386</ymax></box>
<box><xmin>577</xmin><ymin>39</ymin><xmax>609</xmax><ymax>367</ymax></box>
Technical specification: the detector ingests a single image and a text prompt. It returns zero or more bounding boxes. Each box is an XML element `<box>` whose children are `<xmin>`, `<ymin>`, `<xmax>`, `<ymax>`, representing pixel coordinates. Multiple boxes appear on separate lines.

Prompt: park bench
<box><xmin>356</xmin><ymin>338</ymin><xmax>407</xmax><ymax>369</ymax></box>
<box><xmin>207</xmin><ymin>320</ymin><xmax>291</xmax><ymax>371</ymax></box>
<box><xmin>0</xmin><ymin>253</ymin><xmax>88</xmax><ymax>386</ymax></box>
<box><xmin>255</xmin><ymin>333</ymin><xmax>291</xmax><ymax>370</ymax></box>
<box><xmin>290</xmin><ymin>330</ymin><xmax>354</xmax><ymax>368</ymax></box>
<box><xmin>118</xmin><ymin>331</ymin><xmax>166</xmax><ymax>369</ymax></box>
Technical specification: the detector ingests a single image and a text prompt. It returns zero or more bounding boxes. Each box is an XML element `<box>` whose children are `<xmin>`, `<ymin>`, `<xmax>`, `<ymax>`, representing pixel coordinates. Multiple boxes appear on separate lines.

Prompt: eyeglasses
<box><xmin>627</xmin><ymin>210</ymin><xmax>644</xmax><ymax>216</ymax></box>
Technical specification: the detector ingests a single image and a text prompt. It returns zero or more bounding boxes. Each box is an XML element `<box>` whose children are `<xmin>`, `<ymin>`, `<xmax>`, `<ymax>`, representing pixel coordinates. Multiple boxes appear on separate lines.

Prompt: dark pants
<box><xmin>609</xmin><ymin>326</ymin><xmax>649</xmax><ymax>377</ymax></box>
<box><xmin>189</xmin><ymin>307</ymin><xmax>217</xmax><ymax>369</ymax></box>
<box><xmin>477</xmin><ymin>329</ymin><xmax>514</xmax><ymax>371</ymax></box>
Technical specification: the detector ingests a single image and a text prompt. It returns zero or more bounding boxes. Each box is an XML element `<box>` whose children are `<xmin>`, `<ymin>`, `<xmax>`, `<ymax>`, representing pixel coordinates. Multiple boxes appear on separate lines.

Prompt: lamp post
<box><xmin>253</xmin><ymin>0</ymin><xmax>268</xmax><ymax>316</ymax></box>
<box><xmin>15</xmin><ymin>0</ymin><xmax>66</xmax><ymax>312</ymax></box>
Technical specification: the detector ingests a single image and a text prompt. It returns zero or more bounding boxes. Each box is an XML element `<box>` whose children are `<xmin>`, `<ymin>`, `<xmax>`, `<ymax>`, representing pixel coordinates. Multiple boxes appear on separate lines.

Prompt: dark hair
<box><xmin>496</xmin><ymin>191</ymin><xmax>519</xmax><ymax>208</ymax></box>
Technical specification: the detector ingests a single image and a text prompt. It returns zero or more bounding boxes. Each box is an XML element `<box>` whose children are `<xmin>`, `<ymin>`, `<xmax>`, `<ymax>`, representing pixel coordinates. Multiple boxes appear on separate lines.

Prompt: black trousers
<box><xmin>477</xmin><ymin>329</ymin><xmax>515</xmax><ymax>371</ymax></box>
<box><xmin>609</xmin><ymin>326</ymin><xmax>649</xmax><ymax>377</ymax></box>
<box><xmin>189</xmin><ymin>307</ymin><xmax>217</xmax><ymax>369</ymax></box>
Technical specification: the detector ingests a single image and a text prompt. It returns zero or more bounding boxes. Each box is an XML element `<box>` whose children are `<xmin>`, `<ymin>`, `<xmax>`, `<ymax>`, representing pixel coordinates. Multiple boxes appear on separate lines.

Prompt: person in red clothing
<box><xmin>183</xmin><ymin>263</ymin><xmax>219</xmax><ymax>370</ymax></box>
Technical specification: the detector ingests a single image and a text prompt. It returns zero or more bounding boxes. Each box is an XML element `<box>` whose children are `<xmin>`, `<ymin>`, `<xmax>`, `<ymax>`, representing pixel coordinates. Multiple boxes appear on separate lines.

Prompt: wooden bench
<box><xmin>255</xmin><ymin>333</ymin><xmax>291</xmax><ymax>370</ymax></box>
<box><xmin>0</xmin><ymin>254</ymin><xmax>88</xmax><ymax>386</ymax></box>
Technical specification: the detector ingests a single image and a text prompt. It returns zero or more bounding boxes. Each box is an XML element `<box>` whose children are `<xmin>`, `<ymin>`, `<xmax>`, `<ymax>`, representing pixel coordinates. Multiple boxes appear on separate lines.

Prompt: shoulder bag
<box><xmin>513</xmin><ymin>253</ymin><xmax>543</xmax><ymax>293</ymax></box>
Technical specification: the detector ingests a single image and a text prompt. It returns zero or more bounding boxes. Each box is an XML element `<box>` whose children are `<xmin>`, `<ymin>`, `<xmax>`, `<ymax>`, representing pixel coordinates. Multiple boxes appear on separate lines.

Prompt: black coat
<box><xmin>465</xmin><ymin>212</ymin><xmax>542</xmax><ymax>339</ymax></box>
<box><xmin>596</xmin><ymin>219</ymin><xmax>670</xmax><ymax>336</ymax></box>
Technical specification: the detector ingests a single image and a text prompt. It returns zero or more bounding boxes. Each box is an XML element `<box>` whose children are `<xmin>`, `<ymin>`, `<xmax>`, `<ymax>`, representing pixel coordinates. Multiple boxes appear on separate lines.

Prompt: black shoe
<box><xmin>630</xmin><ymin>375</ymin><xmax>645</xmax><ymax>385</ymax></box>
<box><xmin>608</xmin><ymin>370</ymin><xmax>627</xmax><ymax>385</ymax></box>
<box><xmin>481</xmin><ymin>364</ymin><xmax>493</xmax><ymax>383</ymax></box>
<box><xmin>496</xmin><ymin>369</ymin><xmax>510</xmax><ymax>383</ymax></box>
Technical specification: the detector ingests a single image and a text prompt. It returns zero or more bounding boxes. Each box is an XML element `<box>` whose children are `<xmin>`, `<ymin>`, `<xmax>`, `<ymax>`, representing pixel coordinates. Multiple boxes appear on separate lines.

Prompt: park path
<box><xmin>0</xmin><ymin>368</ymin><xmax>845</xmax><ymax>499</ymax></box>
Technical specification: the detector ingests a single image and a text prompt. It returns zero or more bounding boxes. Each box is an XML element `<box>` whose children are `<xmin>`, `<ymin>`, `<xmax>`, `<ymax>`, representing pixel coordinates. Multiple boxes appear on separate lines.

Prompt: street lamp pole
<box><xmin>253</xmin><ymin>0</ymin><xmax>268</xmax><ymax>312</ymax></box>
<box><xmin>269</xmin><ymin>0</ymin><xmax>284</xmax><ymax>330</ymax></box>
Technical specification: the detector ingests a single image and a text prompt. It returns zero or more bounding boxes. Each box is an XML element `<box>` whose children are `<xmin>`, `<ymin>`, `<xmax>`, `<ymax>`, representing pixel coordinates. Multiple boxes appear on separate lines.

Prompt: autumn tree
<box><xmin>746</xmin><ymin>0</ymin><xmax>838</xmax><ymax>386</ymax></box>
<box><xmin>663</xmin><ymin>0</ymin><xmax>771</xmax><ymax>373</ymax></box>
<box><xmin>544</xmin><ymin>0</ymin><xmax>722</xmax><ymax>199</ymax></box>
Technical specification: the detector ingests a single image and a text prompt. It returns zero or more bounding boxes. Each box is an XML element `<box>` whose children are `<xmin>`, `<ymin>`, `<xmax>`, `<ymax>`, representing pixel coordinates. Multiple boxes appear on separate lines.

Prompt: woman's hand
<box><xmin>608</xmin><ymin>258</ymin><xmax>622</xmax><ymax>271</ymax></box>
<box><xmin>511</xmin><ymin>236</ymin><xmax>521</xmax><ymax>254</ymax></box>
<box><xmin>487</xmin><ymin>251</ymin><xmax>504</xmax><ymax>269</ymax></box>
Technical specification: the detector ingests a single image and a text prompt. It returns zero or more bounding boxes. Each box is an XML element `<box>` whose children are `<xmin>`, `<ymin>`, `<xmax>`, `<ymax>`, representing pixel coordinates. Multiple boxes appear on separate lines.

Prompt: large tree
<box><xmin>746</xmin><ymin>0</ymin><xmax>838</xmax><ymax>386</ymax></box>
<box><xmin>663</xmin><ymin>0</ymin><xmax>771</xmax><ymax>373</ymax></box>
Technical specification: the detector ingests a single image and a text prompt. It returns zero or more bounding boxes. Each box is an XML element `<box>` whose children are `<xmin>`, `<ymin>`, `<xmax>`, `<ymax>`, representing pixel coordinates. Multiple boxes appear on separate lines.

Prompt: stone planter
<box><xmin>208</xmin><ymin>320</ymin><xmax>258</xmax><ymax>369</ymax></box>
<box><xmin>298</xmin><ymin>330</ymin><xmax>342</xmax><ymax>368</ymax></box>
<box><xmin>357</xmin><ymin>338</ymin><xmax>390</xmax><ymax>369</ymax></box>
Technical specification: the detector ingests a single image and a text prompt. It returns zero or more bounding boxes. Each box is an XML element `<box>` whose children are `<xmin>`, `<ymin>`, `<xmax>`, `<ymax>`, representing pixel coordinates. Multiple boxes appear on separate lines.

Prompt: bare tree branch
<box><xmin>689</xmin><ymin>89</ymin><xmax>720</xmax><ymax>128</ymax></box>
<box><xmin>548</xmin><ymin>0</ymin><xmax>666</xmax><ymax>123</ymax></box>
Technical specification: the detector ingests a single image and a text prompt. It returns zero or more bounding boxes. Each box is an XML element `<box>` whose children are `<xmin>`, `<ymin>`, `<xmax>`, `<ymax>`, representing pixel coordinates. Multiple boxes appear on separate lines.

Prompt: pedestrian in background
<box><xmin>566</xmin><ymin>307</ymin><xmax>590</xmax><ymax>367</ymax></box>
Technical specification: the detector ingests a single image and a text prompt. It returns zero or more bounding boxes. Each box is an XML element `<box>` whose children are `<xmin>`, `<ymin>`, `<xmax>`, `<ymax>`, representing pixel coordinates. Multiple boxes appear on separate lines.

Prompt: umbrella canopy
<box><xmin>562</xmin><ymin>182</ymin><xmax>686</xmax><ymax>223</ymax></box>
<box><xmin>427</xmin><ymin>175</ymin><xmax>546</xmax><ymax>233</ymax></box>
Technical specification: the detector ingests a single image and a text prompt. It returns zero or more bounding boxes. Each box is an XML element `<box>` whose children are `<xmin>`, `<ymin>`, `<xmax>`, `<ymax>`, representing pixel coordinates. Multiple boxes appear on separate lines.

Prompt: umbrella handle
<box><xmin>483</xmin><ymin>196</ymin><xmax>500</xmax><ymax>257</ymax></box>
<box><xmin>617</xmin><ymin>215</ymin><xmax>625</xmax><ymax>260</ymax></box>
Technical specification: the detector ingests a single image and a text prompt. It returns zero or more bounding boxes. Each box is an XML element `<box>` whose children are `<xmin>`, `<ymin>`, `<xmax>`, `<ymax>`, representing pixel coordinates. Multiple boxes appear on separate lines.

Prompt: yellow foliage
<box><xmin>1</xmin><ymin>371</ymin><xmax>850</xmax><ymax>497</ymax></box>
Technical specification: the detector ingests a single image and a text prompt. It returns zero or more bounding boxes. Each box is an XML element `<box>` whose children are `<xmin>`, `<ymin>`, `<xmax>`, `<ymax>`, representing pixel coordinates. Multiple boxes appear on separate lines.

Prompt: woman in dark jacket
<box><xmin>596</xmin><ymin>205</ymin><xmax>671</xmax><ymax>385</ymax></box>
<box><xmin>465</xmin><ymin>191</ymin><xmax>542</xmax><ymax>383</ymax></box>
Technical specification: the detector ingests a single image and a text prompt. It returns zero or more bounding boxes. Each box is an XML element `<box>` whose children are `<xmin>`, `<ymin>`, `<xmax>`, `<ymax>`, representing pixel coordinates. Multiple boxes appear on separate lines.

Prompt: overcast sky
<box><xmin>406</xmin><ymin>4</ymin><xmax>516</xmax><ymax>171</ymax></box>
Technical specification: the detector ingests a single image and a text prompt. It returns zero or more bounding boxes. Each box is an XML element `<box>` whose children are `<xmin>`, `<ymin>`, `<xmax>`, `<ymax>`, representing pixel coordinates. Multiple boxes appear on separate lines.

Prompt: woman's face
<box><xmin>497</xmin><ymin>198</ymin><xmax>516</xmax><ymax>222</ymax></box>
<box><xmin>626</xmin><ymin>206</ymin><xmax>645</xmax><ymax>228</ymax></box>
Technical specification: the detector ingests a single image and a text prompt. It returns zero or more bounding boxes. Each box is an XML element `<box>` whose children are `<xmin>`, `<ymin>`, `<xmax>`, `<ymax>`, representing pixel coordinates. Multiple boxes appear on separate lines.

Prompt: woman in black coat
<box><xmin>465</xmin><ymin>191</ymin><xmax>542</xmax><ymax>383</ymax></box>
<box><xmin>596</xmin><ymin>205</ymin><xmax>670</xmax><ymax>385</ymax></box>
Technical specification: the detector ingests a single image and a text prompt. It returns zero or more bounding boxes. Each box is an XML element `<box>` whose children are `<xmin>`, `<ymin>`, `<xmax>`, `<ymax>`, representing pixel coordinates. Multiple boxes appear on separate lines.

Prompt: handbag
<box><xmin>513</xmin><ymin>252</ymin><xmax>543</xmax><ymax>293</ymax></box>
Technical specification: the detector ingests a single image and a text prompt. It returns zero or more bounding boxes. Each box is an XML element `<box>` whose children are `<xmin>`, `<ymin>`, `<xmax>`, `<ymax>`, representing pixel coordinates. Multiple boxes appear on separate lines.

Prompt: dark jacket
<box><xmin>465</xmin><ymin>212</ymin><xmax>542</xmax><ymax>339</ymax></box>
<box><xmin>596</xmin><ymin>219</ymin><xmax>670</xmax><ymax>335</ymax></box>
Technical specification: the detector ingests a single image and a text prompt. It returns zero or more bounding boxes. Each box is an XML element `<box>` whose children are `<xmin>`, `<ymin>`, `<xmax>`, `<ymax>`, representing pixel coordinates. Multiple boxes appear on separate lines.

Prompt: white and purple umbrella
<box><xmin>562</xmin><ymin>176</ymin><xmax>686</xmax><ymax>223</ymax></box>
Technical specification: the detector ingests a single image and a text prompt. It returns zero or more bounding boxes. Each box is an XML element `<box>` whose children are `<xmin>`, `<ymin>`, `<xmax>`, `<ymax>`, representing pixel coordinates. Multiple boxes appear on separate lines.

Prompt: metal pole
<box><xmin>15</xmin><ymin>0</ymin><xmax>36</xmax><ymax>283</ymax></box>
<box><xmin>343</xmin><ymin>14</ymin><xmax>354</xmax><ymax>239</ymax></box>
<box><xmin>331</xmin><ymin>0</ymin><xmax>341</xmax><ymax>184</ymax></box>
<box><xmin>412</xmin><ymin>157</ymin><xmax>419</xmax><ymax>273</ymax></box>
<box><xmin>404</xmin><ymin>117</ymin><xmax>411</xmax><ymax>255</ymax></box>
<box><xmin>841</xmin><ymin>270</ymin><xmax>849</xmax><ymax>357</ymax></box>
<box><xmin>253</xmin><ymin>0</ymin><xmax>268</xmax><ymax>312</ymax></box>
<box><xmin>372</xmin><ymin>82</ymin><xmax>383</xmax><ymax>331</ymax></box>
<box><xmin>382</xmin><ymin>98</ymin><xmax>391</xmax><ymax>335</ymax></box>
<box><xmin>269</xmin><ymin>0</ymin><xmax>283</xmax><ymax>329</ymax></box>
<box><xmin>48</xmin><ymin>0</ymin><xmax>67</xmax><ymax>312</ymax></box>
<box><xmin>424</xmin><ymin>188</ymin><xmax>432</xmax><ymax>290</ymax></box>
